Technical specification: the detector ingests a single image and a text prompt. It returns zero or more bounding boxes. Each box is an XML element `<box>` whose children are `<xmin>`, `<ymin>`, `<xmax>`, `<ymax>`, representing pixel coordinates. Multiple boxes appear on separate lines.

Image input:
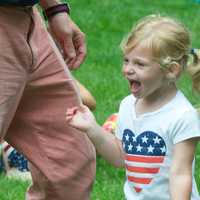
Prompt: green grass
<box><xmin>0</xmin><ymin>175</ymin><xmax>28</xmax><ymax>200</ymax></box>
<box><xmin>1</xmin><ymin>0</ymin><xmax>200</xmax><ymax>199</ymax></box>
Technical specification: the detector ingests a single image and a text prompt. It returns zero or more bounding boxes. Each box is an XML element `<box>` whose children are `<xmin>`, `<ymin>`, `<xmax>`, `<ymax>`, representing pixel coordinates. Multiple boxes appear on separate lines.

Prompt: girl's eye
<box><xmin>123</xmin><ymin>58</ymin><xmax>129</xmax><ymax>64</ymax></box>
<box><xmin>135</xmin><ymin>61</ymin><xmax>145</xmax><ymax>67</ymax></box>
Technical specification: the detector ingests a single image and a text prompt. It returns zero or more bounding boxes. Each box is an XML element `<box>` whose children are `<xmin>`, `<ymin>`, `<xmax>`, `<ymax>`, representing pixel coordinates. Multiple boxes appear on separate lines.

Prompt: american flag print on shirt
<box><xmin>122</xmin><ymin>129</ymin><xmax>166</xmax><ymax>193</ymax></box>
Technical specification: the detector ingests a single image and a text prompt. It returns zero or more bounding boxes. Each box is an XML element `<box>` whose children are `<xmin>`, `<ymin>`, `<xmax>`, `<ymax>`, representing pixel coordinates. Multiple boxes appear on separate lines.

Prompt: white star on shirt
<box><xmin>147</xmin><ymin>145</ymin><xmax>154</xmax><ymax>153</ymax></box>
<box><xmin>128</xmin><ymin>143</ymin><xmax>133</xmax><ymax>151</ymax></box>
<box><xmin>125</xmin><ymin>134</ymin><xmax>129</xmax><ymax>141</ymax></box>
<box><xmin>141</xmin><ymin>136</ymin><xmax>148</xmax><ymax>143</ymax></box>
<box><xmin>160</xmin><ymin>146</ymin><xmax>166</xmax><ymax>153</ymax></box>
<box><xmin>132</xmin><ymin>136</ymin><xmax>137</xmax><ymax>142</ymax></box>
<box><xmin>153</xmin><ymin>136</ymin><xmax>161</xmax><ymax>144</ymax></box>
<box><xmin>136</xmin><ymin>144</ymin><xmax>143</xmax><ymax>152</ymax></box>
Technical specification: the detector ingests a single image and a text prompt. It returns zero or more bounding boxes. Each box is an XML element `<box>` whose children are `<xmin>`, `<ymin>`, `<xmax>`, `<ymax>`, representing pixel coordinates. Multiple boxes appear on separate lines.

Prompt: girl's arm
<box><xmin>169</xmin><ymin>138</ymin><xmax>198</xmax><ymax>200</ymax></box>
<box><xmin>86</xmin><ymin>122</ymin><xmax>124</xmax><ymax>168</ymax></box>
<box><xmin>66</xmin><ymin>106</ymin><xmax>124</xmax><ymax>168</ymax></box>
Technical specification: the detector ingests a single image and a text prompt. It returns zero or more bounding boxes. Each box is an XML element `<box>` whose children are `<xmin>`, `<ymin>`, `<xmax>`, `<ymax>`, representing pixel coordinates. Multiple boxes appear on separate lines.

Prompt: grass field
<box><xmin>1</xmin><ymin>0</ymin><xmax>200</xmax><ymax>199</ymax></box>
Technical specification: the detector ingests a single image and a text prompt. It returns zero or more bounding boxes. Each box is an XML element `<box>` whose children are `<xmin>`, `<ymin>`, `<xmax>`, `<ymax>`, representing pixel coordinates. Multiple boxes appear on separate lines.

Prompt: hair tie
<box><xmin>189</xmin><ymin>48</ymin><xmax>199</xmax><ymax>64</ymax></box>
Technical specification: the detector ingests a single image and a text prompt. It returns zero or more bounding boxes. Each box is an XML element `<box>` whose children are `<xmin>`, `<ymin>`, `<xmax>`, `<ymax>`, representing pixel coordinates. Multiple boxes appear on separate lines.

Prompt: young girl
<box><xmin>66</xmin><ymin>15</ymin><xmax>200</xmax><ymax>200</ymax></box>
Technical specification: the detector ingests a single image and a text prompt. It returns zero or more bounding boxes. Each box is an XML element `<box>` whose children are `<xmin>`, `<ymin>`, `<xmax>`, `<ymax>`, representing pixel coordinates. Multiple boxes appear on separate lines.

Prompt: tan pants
<box><xmin>0</xmin><ymin>6</ymin><xmax>96</xmax><ymax>200</ymax></box>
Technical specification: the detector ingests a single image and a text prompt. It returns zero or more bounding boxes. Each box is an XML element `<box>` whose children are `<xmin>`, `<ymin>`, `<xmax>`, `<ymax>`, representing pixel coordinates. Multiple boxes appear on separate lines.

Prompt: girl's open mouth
<box><xmin>129</xmin><ymin>80</ymin><xmax>142</xmax><ymax>95</ymax></box>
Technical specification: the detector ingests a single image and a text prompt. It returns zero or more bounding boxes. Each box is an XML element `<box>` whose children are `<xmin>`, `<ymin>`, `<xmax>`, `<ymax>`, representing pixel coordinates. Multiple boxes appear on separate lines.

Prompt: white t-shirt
<box><xmin>116</xmin><ymin>91</ymin><xmax>200</xmax><ymax>200</ymax></box>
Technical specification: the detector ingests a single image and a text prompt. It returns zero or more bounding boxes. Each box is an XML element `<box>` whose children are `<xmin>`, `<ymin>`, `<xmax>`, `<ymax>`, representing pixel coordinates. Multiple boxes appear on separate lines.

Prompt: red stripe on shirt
<box><xmin>134</xmin><ymin>187</ymin><xmax>142</xmax><ymax>193</ymax></box>
<box><xmin>128</xmin><ymin>176</ymin><xmax>152</xmax><ymax>184</ymax></box>
<box><xmin>126</xmin><ymin>155</ymin><xmax>164</xmax><ymax>163</ymax></box>
<box><xmin>125</xmin><ymin>164</ymin><xmax>159</xmax><ymax>173</ymax></box>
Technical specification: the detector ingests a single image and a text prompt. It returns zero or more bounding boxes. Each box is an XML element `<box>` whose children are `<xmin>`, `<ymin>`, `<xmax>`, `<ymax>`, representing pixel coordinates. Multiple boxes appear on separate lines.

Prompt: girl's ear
<box><xmin>165</xmin><ymin>62</ymin><xmax>182</xmax><ymax>81</ymax></box>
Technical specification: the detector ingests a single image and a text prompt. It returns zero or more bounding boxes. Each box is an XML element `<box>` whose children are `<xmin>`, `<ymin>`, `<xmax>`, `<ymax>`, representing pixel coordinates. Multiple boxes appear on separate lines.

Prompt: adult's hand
<box><xmin>48</xmin><ymin>13</ymin><xmax>86</xmax><ymax>69</ymax></box>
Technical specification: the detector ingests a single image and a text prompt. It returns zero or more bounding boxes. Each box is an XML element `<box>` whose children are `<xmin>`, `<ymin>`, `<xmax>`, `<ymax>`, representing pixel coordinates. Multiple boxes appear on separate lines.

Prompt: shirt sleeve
<box><xmin>169</xmin><ymin>110</ymin><xmax>200</xmax><ymax>144</ymax></box>
<box><xmin>115</xmin><ymin>104</ymin><xmax>124</xmax><ymax>140</ymax></box>
<box><xmin>115</xmin><ymin>95</ymin><xmax>133</xmax><ymax>140</ymax></box>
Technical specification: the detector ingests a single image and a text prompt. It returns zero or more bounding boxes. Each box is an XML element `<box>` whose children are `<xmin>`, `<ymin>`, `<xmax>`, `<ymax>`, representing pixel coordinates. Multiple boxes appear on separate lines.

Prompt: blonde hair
<box><xmin>187</xmin><ymin>49</ymin><xmax>200</xmax><ymax>93</ymax></box>
<box><xmin>121</xmin><ymin>14</ymin><xmax>191</xmax><ymax>69</ymax></box>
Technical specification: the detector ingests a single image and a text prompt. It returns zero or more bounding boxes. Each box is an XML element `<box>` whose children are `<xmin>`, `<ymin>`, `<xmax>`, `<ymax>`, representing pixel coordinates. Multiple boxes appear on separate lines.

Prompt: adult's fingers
<box><xmin>68</xmin><ymin>32</ymin><xmax>87</xmax><ymax>70</ymax></box>
<box><xmin>72</xmin><ymin>33</ymin><xmax>87</xmax><ymax>69</ymax></box>
<box><xmin>63</xmin><ymin>36</ymin><xmax>76</xmax><ymax>69</ymax></box>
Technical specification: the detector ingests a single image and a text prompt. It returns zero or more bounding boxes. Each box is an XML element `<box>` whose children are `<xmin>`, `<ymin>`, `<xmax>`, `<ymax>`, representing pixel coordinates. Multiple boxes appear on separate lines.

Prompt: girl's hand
<box><xmin>66</xmin><ymin>105</ymin><xmax>96</xmax><ymax>132</ymax></box>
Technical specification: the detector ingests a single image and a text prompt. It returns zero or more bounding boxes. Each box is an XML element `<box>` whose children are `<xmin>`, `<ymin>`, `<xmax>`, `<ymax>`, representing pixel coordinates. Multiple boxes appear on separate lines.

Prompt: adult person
<box><xmin>0</xmin><ymin>1</ymin><xmax>96</xmax><ymax>199</ymax></box>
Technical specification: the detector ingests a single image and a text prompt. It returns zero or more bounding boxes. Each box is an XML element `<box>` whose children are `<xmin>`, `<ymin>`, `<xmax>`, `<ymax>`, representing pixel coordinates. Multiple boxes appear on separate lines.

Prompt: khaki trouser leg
<box><xmin>0</xmin><ymin>7</ymin><xmax>96</xmax><ymax>200</ymax></box>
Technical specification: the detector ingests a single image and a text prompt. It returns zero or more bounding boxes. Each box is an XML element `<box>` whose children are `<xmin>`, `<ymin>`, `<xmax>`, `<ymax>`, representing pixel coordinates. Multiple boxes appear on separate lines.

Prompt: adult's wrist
<box><xmin>40</xmin><ymin>0</ymin><xmax>61</xmax><ymax>10</ymax></box>
<box><xmin>43</xmin><ymin>3</ymin><xmax>70</xmax><ymax>20</ymax></box>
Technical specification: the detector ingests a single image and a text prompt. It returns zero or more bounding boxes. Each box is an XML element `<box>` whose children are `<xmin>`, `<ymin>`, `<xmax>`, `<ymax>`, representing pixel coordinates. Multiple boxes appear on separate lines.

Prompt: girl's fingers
<box><xmin>66</xmin><ymin>115</ymin><xmax>73</xmax><ymax>122</ymax></box>
<box><xmin>66</xmin><ymin>107</ymin><xmax>78</xmax><ymax>115</ymax></box>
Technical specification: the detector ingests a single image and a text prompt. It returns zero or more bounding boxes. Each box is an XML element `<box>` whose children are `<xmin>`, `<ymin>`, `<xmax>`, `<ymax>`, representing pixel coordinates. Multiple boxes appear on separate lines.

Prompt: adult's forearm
<box><xmin>170</xmin><ymin>174</ymin><xmax>192</xmax><ymax>200</ymax></box>
<box><xmin>39</xmin><ymin>0</ymin><xmax>61</xmax><ymax>9</ymax></box>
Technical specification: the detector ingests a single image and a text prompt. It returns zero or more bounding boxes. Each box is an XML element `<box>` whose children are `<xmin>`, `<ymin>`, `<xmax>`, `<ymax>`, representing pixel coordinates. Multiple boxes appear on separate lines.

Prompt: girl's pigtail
<box><xmin>187</xmin><ymin>48</ymin><xmax>200</xmax><ymax>93</ymax></box>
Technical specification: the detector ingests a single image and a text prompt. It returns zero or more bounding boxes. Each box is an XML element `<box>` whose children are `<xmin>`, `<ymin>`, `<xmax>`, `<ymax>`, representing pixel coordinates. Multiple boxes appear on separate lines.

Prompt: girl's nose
<box><xmin>122</xmin><ymin>64</ymin><xmax>135</xmax><ymax>75</ymax></box>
